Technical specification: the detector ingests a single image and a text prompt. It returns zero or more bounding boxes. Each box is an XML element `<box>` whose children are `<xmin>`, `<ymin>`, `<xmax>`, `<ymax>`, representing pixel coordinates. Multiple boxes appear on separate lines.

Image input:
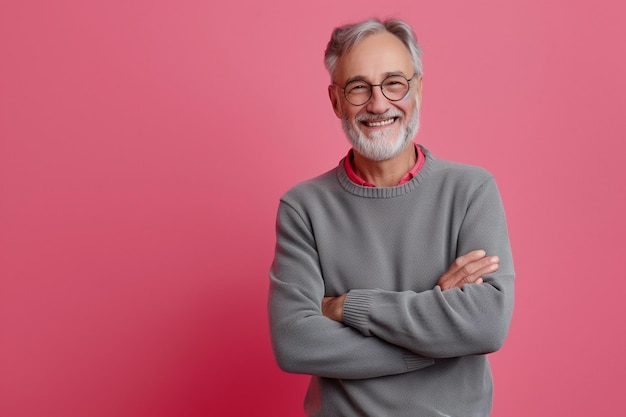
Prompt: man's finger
<box><xmin>437</xmin><ymin>253</ymin><xmax>499</xmax><ymax>290</ymax></box>
<box><xmin>458</xmin><ymin>263</ymin><xmax>499</xmax><ymax>286</ymax></box>
<box><xmin>447</xmin><ymin>249</ymin><xmax>487</xmax><ymax>275</ymax></box>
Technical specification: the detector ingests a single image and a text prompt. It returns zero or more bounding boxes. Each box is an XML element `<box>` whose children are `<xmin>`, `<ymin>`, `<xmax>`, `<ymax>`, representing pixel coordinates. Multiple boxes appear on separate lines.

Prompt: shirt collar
<box><xmin>343</xmin><ymin>144</ymin><xmax>426</xmax><ymax>187</ymax></box>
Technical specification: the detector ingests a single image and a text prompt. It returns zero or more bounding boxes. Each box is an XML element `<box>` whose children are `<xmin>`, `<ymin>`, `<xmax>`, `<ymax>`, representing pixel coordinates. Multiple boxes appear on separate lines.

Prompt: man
<box><xmin>269</xmin><ymin>18</ymin><xmax>514</xmax><ymax>417</ymax></box>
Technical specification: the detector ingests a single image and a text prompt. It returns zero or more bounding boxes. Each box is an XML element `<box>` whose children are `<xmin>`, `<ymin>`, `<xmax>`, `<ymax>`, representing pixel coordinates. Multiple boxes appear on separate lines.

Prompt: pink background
<box><xmin>1</xmin><ymin>1</ymin><xmax>624</xmax><ymax>416</ymax></box>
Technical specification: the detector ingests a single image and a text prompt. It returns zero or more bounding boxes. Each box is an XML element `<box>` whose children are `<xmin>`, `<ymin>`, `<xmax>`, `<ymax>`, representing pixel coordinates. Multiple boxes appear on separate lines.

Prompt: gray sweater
<box><xmin>269</xmin><ymin>146</ymin><xmax>514</xmax><ymax>417</ymax></box>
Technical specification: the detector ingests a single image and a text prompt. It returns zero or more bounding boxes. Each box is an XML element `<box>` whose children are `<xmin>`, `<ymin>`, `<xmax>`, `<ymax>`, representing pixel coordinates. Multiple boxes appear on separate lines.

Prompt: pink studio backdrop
<box><xmin>1</xmin><ymin>1</ymin><xmax>624</xmax><ymax>416</ymax></box>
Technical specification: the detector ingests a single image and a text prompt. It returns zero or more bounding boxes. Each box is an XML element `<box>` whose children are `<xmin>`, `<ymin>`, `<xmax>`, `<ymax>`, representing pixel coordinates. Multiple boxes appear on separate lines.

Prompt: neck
<box><xmin>352</xmin><ymin>142</ymin><xmax>416</xmax><ymax>187</ymax></box>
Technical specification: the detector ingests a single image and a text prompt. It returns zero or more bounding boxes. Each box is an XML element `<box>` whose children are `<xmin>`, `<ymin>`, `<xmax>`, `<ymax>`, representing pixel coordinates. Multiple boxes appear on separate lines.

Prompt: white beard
<box><xmin>341</xmin><ymin>105</ymin><xmax>420</xmax><ymax>161</ymax></box>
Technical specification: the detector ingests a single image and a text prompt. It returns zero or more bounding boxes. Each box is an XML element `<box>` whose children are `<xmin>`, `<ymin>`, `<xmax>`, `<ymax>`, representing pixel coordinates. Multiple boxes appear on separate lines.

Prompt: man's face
<box><xmin>329</xmin><ymin>31</ymin><xmax>423</xmax><ymax>161</ymax></box>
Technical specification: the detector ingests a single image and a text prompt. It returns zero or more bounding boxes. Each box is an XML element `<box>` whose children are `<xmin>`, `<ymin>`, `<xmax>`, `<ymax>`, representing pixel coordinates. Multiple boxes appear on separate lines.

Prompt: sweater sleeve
<box><xmin>341</xmin><ymin>177</ymin><xmax>515</xmax><ymax>358</ymax></box>
<box><xmin>268</xmin><ymin>200</ymin><xmax>434</xmax><ymax>379</ymax></box>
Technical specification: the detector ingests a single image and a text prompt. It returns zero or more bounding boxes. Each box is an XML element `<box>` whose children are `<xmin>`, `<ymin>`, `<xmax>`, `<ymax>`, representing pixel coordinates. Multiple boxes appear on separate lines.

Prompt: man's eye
<box><xmin>385</xmin><ymin>79</ymin><xmax>406</xmax><ymax>86</ymax></box>
<box><xmin>348</xmin><ymin>84</ymin><xmax>368</xmax><ymax>93</ymax></box>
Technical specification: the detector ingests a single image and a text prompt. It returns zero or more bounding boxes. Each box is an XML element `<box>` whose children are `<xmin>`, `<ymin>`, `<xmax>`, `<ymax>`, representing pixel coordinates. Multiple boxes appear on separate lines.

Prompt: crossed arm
<box><xmin>322</xmin><ymin>250</ymin><xmax>499</xmax><ymax>322</ymax></box>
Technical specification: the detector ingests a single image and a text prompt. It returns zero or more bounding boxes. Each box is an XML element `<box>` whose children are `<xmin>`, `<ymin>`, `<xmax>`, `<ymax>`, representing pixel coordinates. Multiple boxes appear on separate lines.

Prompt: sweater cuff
<box><xmin>343</xmin><ymin>290</ymin><xmax>375</xmax><ymax>336</ymax></box>
<box><xmin>403</xmin><ymin>354</ymin><xmax>435</xmax><ymax>371</ymax></box>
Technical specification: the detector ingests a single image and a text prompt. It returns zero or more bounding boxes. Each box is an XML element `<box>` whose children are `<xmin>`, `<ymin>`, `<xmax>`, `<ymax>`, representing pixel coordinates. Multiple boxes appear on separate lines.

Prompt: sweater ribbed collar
<box><xmin>336</xmin><ymin>145</ymin><xmax>434</xmax><ymax>198</ymax></box>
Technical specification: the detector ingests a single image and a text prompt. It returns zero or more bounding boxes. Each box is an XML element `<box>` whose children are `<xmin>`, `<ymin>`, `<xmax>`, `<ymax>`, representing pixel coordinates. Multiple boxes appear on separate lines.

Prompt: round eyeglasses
<box><xmin>336</xmin><ymin>74</ymin><xmax>415</xmax><ymax>106</ymax></box>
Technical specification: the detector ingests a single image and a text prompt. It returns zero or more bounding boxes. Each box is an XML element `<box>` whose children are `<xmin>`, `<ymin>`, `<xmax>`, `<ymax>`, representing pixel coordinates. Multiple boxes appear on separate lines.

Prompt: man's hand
<box><xmin>322</xmin><ymin>294</ymin><xmax>347</xmax><ymax>323</ymax></box>
<box><xmin>437</xmin><ymin>250</ymin><xmax>499</xmax><ymax>291</ymax></box>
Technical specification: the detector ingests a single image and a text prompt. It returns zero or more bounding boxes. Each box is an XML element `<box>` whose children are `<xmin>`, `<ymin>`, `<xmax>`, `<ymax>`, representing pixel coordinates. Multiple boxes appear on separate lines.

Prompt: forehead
<box><xmin>335</xmin><ymin>31</ymin><xmax>413</xmax><ymax>83</ymax></box>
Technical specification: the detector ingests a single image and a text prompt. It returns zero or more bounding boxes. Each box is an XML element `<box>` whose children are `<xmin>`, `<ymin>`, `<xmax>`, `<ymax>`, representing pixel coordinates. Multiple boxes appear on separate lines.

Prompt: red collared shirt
<box><xmin>343</xmin><ymin>144</ymin><xmax>426</xmax><ymax>187</ymax></box>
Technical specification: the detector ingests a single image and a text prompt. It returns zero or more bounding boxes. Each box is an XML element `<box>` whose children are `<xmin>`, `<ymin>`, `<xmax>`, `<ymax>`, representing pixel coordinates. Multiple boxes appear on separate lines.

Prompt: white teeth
<box><xmin>366</xmin><ymin>118</ymin><xmax>395</xmax><ymax>127</ymax></box>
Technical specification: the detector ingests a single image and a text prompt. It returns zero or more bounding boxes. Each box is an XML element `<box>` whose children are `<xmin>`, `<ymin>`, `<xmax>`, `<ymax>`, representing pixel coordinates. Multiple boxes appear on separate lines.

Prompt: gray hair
<box><xmin>324</xmin><ymin>18</ymin><xmax>423</xmax><ymax>81</ymax></box>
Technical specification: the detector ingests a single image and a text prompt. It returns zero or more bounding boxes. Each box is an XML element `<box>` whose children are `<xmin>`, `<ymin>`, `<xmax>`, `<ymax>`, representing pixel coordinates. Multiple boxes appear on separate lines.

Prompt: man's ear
<box><xmin>328</xmin><ymin>85</ymin><xmax>342</xmax><ymax>118</ymax></box>
<box><xmin>415</xmin><ymin>76</ymin><xmax>424</xmax><ymax>108</ymax></box>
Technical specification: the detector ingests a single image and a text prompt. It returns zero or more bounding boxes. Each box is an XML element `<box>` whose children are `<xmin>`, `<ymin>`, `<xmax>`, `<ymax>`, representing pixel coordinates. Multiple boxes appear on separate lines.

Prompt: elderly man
<box><xmin>269</xmin><ymin>18</ymin><xmax>514</xmax><ymax>417</ymax></box>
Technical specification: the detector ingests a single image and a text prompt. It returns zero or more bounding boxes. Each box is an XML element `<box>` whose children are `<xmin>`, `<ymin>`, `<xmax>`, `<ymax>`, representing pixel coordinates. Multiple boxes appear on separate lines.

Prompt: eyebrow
<box><xmin>344</xmin><ymin>71</ymin><xmax>409</xmax><ymax>85</ymax></box>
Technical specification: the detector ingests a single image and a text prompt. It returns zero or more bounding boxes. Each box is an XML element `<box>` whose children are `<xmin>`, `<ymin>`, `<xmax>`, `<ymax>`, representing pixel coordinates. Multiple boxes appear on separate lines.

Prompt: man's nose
<box><xmin>366</xmin><ymin>86</ymin><xmax>391</xmax><ymax>114</ymax></box>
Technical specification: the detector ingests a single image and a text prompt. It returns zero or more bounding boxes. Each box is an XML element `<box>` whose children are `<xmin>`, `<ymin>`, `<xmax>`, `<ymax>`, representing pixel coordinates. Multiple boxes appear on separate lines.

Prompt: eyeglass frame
<box><xmin>333</xmin><ymin>73</ymin><xmax>417</xmax><ymax>106</ymax></box>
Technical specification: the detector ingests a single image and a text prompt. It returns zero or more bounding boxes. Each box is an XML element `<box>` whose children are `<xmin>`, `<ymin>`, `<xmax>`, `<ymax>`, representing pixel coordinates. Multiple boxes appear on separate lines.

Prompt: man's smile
<box><xmin>362</xmin><ymin>117</ymin><xmax>398</xmax><ymax>128</ymax></box>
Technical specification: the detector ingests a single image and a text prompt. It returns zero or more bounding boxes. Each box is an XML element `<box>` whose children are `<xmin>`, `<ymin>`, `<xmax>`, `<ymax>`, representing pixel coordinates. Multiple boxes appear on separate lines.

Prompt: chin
<box><xmin>346</xmin><ymin>124</ymin><xmax>412</xmax><ymax>161</ymax></box>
